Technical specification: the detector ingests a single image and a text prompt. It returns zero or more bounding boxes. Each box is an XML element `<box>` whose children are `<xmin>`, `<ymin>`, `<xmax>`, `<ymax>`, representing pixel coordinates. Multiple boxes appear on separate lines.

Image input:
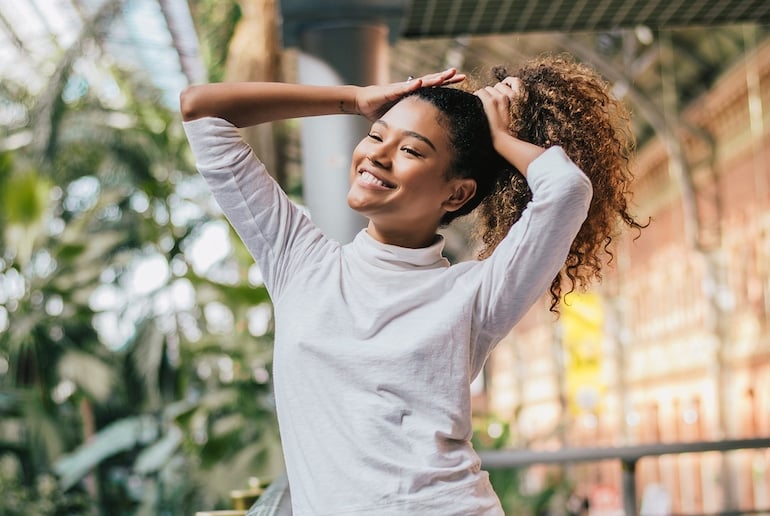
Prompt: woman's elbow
<box><xmin>179</xmin><ymin>85</ymin><xmax>203</xmax><ymax>122</ymax></box>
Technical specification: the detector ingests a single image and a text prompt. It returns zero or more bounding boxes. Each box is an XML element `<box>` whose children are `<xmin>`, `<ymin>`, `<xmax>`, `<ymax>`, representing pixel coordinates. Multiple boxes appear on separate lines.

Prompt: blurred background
<box><xmin>0</xmin><ymin>0</ymin><xmax>768</xmax><ymax>514</ymax></box>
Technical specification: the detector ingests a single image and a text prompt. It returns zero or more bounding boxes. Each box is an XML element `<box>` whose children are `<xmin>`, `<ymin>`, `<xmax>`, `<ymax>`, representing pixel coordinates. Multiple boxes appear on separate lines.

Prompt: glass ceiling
<box><xmin>2</xmin><ymin>0</ymin><xmax>766</xmax><ymax>151</ymax></box>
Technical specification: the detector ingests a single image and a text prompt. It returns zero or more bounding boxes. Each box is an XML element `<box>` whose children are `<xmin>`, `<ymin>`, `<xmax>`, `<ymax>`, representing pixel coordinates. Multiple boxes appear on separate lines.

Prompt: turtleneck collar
<box><xmin>351</xmin><ymin>229</ymin><xmax>450</xmax><ymax>271</ymax></box>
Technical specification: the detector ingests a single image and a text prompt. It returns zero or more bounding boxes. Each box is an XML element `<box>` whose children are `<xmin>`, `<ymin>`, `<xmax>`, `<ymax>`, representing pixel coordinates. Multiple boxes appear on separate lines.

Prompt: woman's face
<box><xmin>347</xmin><ymin>97</ymin><xmax>461</xmax><ymax>243</ymax></box>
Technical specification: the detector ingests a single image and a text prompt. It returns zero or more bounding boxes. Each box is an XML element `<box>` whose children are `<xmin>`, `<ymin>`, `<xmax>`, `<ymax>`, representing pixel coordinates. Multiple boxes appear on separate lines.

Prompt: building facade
<box><xmin>481</xmin><ymin>36</ymin><xmax>770</xmax><ymax>513</ymax></box>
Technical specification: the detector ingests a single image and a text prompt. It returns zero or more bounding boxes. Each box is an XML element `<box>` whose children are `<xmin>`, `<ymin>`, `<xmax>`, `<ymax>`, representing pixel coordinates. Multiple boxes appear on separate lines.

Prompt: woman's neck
<box><xmin>366</xmin><ymin>221</ymin><xmax>439</xmax><ymax>249</ymax></box>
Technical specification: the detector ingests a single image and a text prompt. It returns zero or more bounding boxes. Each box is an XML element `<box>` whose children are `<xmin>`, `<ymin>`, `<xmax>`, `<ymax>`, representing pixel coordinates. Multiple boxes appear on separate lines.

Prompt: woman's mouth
<box><xmin>358</xmin><ymin>170</ymin><xmax>395</xmax><ymax>189</ymax></box>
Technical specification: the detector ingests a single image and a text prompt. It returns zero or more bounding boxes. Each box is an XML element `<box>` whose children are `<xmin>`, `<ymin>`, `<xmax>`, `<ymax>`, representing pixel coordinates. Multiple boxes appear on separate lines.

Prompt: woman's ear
<box><xmin>443</xmin><ymin>178</ymin><xmax>477</xmax><ymax>212</ymax></box>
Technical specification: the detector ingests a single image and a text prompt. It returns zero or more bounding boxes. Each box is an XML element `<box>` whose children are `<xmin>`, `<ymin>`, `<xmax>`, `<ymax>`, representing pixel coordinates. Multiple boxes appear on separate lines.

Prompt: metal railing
<box><xmin>480</xmin><ymin>437</ymin><xmax>770</xmax><ymax>515</ymax></box>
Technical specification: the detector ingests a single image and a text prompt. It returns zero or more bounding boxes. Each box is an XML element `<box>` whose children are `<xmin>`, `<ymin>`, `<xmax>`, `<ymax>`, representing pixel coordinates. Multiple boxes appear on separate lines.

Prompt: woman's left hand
<box><xmin>475</xmin><ymin>77</ymin><xmax>523</xmax><ymax>140</ymax></box>
<box><xmin>355</xmin><ymin>68</ymin><xmax>466</xmax><ymax>121</ymax></box>
<box><xmin>476</xmin><ymin>77</ymin><xmax>545</xmax><ymax>174</ymax></box>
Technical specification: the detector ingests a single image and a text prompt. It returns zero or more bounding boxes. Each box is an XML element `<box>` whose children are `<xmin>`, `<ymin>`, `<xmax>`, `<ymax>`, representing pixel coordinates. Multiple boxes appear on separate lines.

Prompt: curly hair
<box><xmin>476</xmin><ymin>55</ymin><xmax>646</xmax><ymax>312</ymax></box>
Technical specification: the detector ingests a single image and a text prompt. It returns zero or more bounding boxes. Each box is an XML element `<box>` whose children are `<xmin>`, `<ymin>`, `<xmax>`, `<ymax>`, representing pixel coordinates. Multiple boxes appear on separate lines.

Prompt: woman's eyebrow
<box><xmin>373</xmin><ymin>120</ymin><xmax>437</xmax><ymax>151</ymax></box>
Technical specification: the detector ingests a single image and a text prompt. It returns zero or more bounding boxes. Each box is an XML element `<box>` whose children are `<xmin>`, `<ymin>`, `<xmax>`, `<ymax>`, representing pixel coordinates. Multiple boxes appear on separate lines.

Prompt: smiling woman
<box><xmin>179</xmin><ymin>60</ymin><xmax>639</xmax><ymax>515</ymax></box>
<box><xmin>347</xmin><ymin>96</ymin><xmax>463</xmax><ymax>248</ymax></box>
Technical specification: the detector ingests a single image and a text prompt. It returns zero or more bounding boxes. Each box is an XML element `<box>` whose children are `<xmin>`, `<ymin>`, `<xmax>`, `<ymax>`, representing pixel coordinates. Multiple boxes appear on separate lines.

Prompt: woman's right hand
<box><xmin>354</xmin><ymin>68</ymin><xmax>465</xmax><ymax>120</ymax></box>
<box><xmin>475</xmin><ymin>77</ymin><xmax>545</xmax><ymax>174</ymax></box>
<box><xmin>474</xmin><ymin>76</ymin><xmax>523</xmax><ymax>141</ymax></box>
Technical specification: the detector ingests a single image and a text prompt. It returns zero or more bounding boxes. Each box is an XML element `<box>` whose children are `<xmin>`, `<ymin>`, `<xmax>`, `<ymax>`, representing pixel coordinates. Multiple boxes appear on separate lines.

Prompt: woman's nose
<box><xmin>367</xmin><ymin>151</ymin><xmax>390</xmax><ymax>169</ymax></box>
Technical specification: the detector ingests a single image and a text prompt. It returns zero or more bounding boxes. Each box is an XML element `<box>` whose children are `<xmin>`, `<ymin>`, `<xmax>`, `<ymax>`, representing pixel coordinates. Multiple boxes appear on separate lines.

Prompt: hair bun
<box><xmin>491</xmin><ymin>65</ymin><xmax>509</xmax><ymax>82</ymax></box>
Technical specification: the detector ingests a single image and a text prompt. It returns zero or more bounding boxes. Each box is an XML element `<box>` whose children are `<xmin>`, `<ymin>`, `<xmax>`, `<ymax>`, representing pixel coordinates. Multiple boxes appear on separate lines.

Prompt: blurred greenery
<box><xmin>0</xmin><ymin>1</ymin><xmax>281</xmax><ymax>514</ymax></box>
<box><xmin>473</xmin><ymin>417</ymin><xmax>574</xmax><ymax>515</ymax></box>
<box><xmin>188</xmin><ymin>0</ymin><xmax>242</xmax><ymax>83</ymax></box>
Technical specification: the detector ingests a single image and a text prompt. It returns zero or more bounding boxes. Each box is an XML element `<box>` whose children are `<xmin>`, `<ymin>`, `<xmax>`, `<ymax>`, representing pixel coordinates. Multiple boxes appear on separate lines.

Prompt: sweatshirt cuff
<box><xmin>526</xmin><ymin>146</ymin><xmax>593</xmax><ymax>197</ymax></box>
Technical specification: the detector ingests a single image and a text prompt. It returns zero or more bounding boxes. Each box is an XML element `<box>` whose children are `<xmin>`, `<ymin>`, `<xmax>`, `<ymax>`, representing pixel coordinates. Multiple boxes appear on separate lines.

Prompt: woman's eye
<box><xmin>402</xmin><ymin>147</ymin><xmax>422</xmax><ymax>157</ymax></box>
<box><xmin>367</xmin><ymin>133</ymin><xmax>382</xmax><ymax>141</ymax></box>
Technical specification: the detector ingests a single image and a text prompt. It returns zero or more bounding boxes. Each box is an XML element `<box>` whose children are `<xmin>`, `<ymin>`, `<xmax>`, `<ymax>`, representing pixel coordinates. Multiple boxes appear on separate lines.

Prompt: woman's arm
<box><xmin>472</xmin><ymin>77</ymin><xmax>593</xmax><ymax>352</ymax></box>
<box><xmin>179</xmin><ymin>69</ymin><xmax>466</xmax><ymax>127</ymax></box>
<box><xmin>180</xmin><ymin>82</ymin><xmax>357</xmax><ymax>126</ymax></box>
<box><xmin>475</xmin><ymin>77</ymin><xmax>545</xmax><ymax>176</ymax></box>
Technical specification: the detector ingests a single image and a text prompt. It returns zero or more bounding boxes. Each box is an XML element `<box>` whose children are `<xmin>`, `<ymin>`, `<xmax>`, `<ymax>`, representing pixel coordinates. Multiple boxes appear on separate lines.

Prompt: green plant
<box><xmin>472</xmin><ymin>417</ymin><xmax>573</xmax><ymax>515</ymax></box>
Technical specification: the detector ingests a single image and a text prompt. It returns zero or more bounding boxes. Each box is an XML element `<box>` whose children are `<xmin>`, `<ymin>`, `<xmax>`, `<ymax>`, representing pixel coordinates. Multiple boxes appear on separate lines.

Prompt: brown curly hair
<box><xmin>476</xmin><ymin>55</ymin><xmax>646</xmax><ymax>312</ymax></box>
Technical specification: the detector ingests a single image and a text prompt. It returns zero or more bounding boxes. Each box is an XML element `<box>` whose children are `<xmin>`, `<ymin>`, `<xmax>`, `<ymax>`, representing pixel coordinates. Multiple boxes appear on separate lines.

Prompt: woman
<box><xmin>180</xmin><ymin>57</ymin><xmax>642</xmax><ymax>515</ymax></box>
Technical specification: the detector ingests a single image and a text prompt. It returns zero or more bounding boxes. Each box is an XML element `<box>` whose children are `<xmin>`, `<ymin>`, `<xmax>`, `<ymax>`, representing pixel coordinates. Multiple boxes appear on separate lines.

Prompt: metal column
<box><xmin>281</xmin><ymin>0</ymin><xmax>407</xmax><ymax>243</ymax></box>
<box><xmin>621</xmin><ymin>458</ymin><xmax>638</xmax><ymax>515</ymax></box>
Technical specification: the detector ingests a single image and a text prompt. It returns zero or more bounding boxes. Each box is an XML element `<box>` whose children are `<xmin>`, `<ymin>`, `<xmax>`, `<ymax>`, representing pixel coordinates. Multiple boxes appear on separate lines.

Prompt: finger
<box><xmin>399</xmin><ymin>78</ymin><xmax>424</xmax><ymax>93</ymax></box>
<box><xmin>419</xmin><ymin>68</ymin><xmax>460</xmax><ymax>87</ymax></box>
<box><xmin>442</xmin><ymin>74</ymin><xmax>466</xmax><ymax>85</ymax></box>
<box><xmin>415</xmin><ymin>71</ymin><xmax>442</xmax><ymax>82</ymax></box>
<box><xmin>436</xmin><ymin>67</ymin><xmax>458</xmax><ymax>80</ymax></box>
<box><xmin>485</xmin><ymin>85</ymin><xmax>508</xmax><ymax>99</ymax></box>
<box><xmin>492</xmin><ymin>85</ymin><xmax>517</xmax><ymax>106</ymax></box>
<box><xmin>500</xmin><ymin>76</ymin><xmax>523</xmax><ymax>95</ymax></box>
<box><xmin>473</xmin><ymin>87</ymin><xmax>494</xmax><ymax>100</ymax></box>
<box><xmin>493</xmin><ymin>82</ymin><xmax>516</xmax><ymax>96</ymax></box>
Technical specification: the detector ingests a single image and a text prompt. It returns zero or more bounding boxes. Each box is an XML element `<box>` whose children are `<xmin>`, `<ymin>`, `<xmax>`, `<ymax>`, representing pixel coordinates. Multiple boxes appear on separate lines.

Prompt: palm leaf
<box><xmin>133</xmin><ymin>424</ymin><xmax>183</xmax><ymax>475</ymax></box>
<box><xmin>57</xmin><ymin>350</ymin><xmax>115</xmax><ymax>402</ymax></box>
<box><xmin>53</xmin><ymin>415</ymin><xmax>159</xmax><ymax>490</ymax></box>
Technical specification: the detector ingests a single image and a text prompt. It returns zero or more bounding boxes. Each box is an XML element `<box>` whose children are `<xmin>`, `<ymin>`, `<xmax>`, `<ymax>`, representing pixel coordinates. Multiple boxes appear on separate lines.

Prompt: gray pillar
<box><xmin>296</xmin><ymin>24</ymin><xmax>389</xmax><ymax>243</ymax></box>
<box><xmin>281</xmin><ymin>0</ymin><xmax>407</xmax><ymax>243</ymax></box>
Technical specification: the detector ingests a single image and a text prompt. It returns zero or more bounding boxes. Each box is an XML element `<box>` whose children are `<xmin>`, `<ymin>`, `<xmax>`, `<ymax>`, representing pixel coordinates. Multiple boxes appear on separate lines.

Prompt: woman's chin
<box><xmin>346</xmin><ymin>191</ymin><xmax>371</xmax><ymax>215</ymax></box>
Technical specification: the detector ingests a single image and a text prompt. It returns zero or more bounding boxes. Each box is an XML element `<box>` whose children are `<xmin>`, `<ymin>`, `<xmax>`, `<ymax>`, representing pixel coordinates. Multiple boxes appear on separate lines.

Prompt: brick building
<box><xmin>481</xmin><ymin>35</ymin><xmax>770</xmax><ymax>513</ymax></box>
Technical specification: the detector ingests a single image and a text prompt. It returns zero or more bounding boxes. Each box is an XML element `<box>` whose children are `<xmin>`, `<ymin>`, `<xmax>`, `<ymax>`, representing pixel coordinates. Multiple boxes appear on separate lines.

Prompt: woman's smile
<box><xmin>357</xmin><ymin>169</ymin><xmax>396</xmax><ymax>189</ymax></box>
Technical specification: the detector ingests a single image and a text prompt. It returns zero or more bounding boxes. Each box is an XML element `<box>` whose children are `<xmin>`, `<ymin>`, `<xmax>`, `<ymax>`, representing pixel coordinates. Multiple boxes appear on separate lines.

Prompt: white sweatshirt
<box><xmin>183</xmin><ymin>116</ymin><xmax>592</xmax><ymax>515</ymax></box>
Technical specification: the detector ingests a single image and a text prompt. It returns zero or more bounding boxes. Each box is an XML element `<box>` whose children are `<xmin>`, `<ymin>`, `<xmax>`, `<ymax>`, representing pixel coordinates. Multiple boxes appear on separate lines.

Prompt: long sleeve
<box><xmin>182</xmin><ymin>116</ymin><xmax>335</xmax><ymax>299</ymax></box>
<box><xmin>474</xmin><ymin>146</ymin><xmax>593</xmax><ymax>346</ymax></box>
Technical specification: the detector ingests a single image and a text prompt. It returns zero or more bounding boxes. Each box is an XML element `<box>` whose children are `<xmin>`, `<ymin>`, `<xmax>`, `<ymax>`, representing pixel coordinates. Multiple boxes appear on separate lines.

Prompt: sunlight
<box><xmin>128</xmin><ymin>253</ymin><xmax>169</xmax><ymax>297</ymax></box>
<box><xmin>187</xmin><ymin>220</ymin><xmax>231</xmax><ymax>275</ymax></box>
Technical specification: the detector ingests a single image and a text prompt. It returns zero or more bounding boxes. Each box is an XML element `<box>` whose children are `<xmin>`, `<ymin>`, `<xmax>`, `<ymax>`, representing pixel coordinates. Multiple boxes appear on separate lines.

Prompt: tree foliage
<box><xmin>0</xmin><ymin>3</ymin><xmax>281</xmax><ymax>514</ymax></box>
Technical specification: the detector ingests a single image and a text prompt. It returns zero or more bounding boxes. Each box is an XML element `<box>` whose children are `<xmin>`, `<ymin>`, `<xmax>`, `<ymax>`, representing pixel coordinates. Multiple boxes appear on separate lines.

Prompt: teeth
<box><xmin>360</xmin><ymin>171</ymin><xmax>390</xmax><ymax>188</ymax></box>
